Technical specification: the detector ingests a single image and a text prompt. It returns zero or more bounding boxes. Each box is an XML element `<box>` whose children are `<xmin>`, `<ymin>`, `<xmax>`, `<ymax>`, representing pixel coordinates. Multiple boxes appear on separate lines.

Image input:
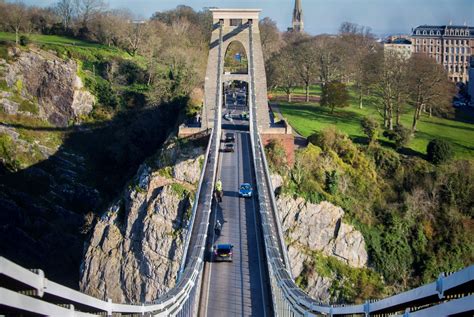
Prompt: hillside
<box><xmin>0</xmin><ymin>37</ymin><xmax>184</xmax><ymax>287</ymax></box>
<box><xmin>266</xmin><ymin>125</ymin><xmax>474</xmax><ymax>302</ymax></box>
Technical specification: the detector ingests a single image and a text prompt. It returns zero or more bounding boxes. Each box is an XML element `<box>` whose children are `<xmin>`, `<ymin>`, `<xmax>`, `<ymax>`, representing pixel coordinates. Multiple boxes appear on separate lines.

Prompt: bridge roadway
<box><xmin>199</xmin><ymin>121</ymin><xmax>273</xmax><ymax>316</ymax></box>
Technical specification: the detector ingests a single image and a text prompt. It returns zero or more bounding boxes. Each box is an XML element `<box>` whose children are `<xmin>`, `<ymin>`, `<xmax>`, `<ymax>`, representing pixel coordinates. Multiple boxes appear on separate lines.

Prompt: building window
<box><xmin>423</xmin><ymin>30</ymin><xmax>427</xmax><ymax>35</ymax></box>
<box><xmin>445</xmin><ymin>55</ymin><xmax>448</xmax><ymax>62</ymax></box>
<box><xmin>230</xmin><ymin>19</ymin><xmax>242</xmax><ymax>26</ymax></box>
<box><xmin>461</xmin><ymin>56</ymin><xmax>464</xmax><ymax>62</ymax></box>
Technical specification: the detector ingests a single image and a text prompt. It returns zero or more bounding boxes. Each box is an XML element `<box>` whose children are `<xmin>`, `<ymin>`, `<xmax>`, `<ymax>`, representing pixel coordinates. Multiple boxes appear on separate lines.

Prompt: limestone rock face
<box><xmin>80</xmin><ymin>143</ymin><xmax>204</xmax><ymax>303</ymax></box>
<box><xmin>277</xmin><ymin>195</ymin><xmax>368</xmax><ymax>302</ymax></box>
<box><xmin>5</xmin><ymin>49</ymin><xmax>94</xmax><ymax>126</ymax></box>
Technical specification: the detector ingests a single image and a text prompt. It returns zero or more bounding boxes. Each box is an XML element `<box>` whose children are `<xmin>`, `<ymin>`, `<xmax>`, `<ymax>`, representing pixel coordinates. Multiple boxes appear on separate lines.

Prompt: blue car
<box><xmin>239</xmin><ymin>183</ymin><xmax>253</xmax><ymax>198</ymax></box>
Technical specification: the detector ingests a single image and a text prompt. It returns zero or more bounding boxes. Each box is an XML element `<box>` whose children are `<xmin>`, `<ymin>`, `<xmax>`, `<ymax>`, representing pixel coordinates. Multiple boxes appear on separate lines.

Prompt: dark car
<box><xmin>213</xmin><ymin>244</ymin><xmax>234</xmax><ymax>262</ymax></box>
<box><xmin>223</xmin><ymin>143</ymin><xmax>235</xmax><ymax>152</ymax></box>
<box><xmin>225</xmin><ymin>133</ymin><xmax>235</xmax><ymax>142</ymax></box>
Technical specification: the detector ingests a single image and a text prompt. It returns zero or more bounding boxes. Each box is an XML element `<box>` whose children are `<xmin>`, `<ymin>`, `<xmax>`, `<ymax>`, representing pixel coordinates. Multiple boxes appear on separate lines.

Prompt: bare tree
<box><xmin>75</xmin><ymin>0</ymin><xmax>105</xmax><ymax>29</ymax></box>
<box><xmin>54</xmin><ymin>0</ymin><xmax>75</xmax><ymax>30</ymax></box>
<box><xmin>314</xmin><ymin>35</ymin><xmax>343</xmax><ymax>88</ymax></box>
<box><xmin>339</xmin><ymin>22</ymin><xmax>377</xmax><ymax>108</ymax></box>
<box><xmin>4</xmin><ymin>1</ymin><xmax>28</xmax><ymax>44</ymax></box>
<box><xmin>294</xmin><ymin>38</ymin><xmax>319</xmax><ymax>102</ymax></box>
<box><xmin>406</xmin><ymin>54</ymin><xmax>453</xmax><ymax>131</ymax></box>
<box><xmin>267</xmin><ymin>45</ymin><xmax>300</xmax><ymax>102</ymax></box>
<box><xmin>259</xmin><ymin>17</ymin><xmax>282</xmax><ymax>62</ymax></box>
<box><xmin>373</xmin><ymin>50</ymin><xmax>409</xmax><ymax>130</ymax></box>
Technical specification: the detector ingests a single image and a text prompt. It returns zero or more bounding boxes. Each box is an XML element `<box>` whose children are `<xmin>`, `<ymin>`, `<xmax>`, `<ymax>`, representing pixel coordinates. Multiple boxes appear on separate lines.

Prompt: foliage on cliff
<box><xmin>267</xmin><ymin>127</ymin><xmax>473</xmax><ymax>295</ymax></box>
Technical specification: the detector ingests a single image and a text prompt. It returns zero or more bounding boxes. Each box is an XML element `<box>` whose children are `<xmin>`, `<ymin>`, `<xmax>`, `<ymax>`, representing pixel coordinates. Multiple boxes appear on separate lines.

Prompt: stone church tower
<box><xmin>291</xmin><ymin>0</ymin><xmax>304</xmax><ymax>32</ymax></box>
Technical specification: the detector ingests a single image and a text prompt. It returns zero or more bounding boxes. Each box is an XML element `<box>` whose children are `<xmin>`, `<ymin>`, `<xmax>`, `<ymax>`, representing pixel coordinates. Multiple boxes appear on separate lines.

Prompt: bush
<box><xmin>383</xmin><ymin>125</ymin><xmax>412</xmax><ymax>150</ymax></box>
<box><xmin>361</xmin><ymin>117</ymin><xmax>379</xmax><ymax>145</ymax></box>
<box><xmin>427</xmin><ymin>139</ymin><xmax>454</xmax><ymax>164</ymax></box>
<box><xmin>265</xmin><ymin>139</ymin><xmax>287</xmax><ymax>171</ymax></box>
<box><xmin>19</xmin><ymin>35</ymin><xmax>30</xmax><ymax>46</ymax></box>
<box><xmin>370</xmin><ymin>146</ymin><xmax>400</xmax><ymax>175</ymax></box>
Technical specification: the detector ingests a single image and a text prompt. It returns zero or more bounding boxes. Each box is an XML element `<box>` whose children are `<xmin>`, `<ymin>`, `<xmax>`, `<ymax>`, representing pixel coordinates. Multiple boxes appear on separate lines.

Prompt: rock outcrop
<box><xmin>276</xmin><ymin>194</ymin><xmax>368</xmax><ymax>302</ymax></box>
<box><xmin>80</xmin><ymin>141</ymin><xmax>204</xmax><ymax>303</ymax></box>
<box><xmin>4</xmin><ymin>49</ymin><xmax>94</xmax><ymax>126</ymax></box>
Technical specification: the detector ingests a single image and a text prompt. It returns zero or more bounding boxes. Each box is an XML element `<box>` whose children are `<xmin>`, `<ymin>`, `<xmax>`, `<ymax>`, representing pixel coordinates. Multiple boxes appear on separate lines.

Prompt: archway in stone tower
<box><xmin>224</xmin><ymin>41</ymin><xmax>248</xmax><ymax>74</ymax></box>
<box><xmin>222</xmin><ymin>80</ymin><xmax>249</xmax><ymax>131</ymax></box>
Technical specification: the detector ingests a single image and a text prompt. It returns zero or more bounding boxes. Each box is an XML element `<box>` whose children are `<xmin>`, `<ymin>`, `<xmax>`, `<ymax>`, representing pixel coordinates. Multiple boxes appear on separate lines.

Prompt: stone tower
<box><xmin>292</xmin><ymin>0</ymin><xmax>304</xmax><ymax>32</ymax></box>
<box><xmin>203</xmin><ymin>9</ymin><xmax>270</xmax><ymax>132</ymax></box>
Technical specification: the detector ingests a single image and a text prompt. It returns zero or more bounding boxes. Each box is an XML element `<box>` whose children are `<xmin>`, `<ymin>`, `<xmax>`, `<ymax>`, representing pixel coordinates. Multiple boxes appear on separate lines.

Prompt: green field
<box><xmin>272</xmin><ymin>86</ymin><xmax>474</xmax><ymax>159</ymax></box>
<box><xmin>0</xmin><ymin>32</ymin><xmax>140</xmax><ymax>63</ymax></box>
<box><xmin>0</xmin><ymin>32</ymin><xmax>111</xmax><ymax>49</ymax></box>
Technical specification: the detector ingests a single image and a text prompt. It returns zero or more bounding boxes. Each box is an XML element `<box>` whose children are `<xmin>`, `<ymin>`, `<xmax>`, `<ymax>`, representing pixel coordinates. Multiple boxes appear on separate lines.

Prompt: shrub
<box><xmin>308</xmin><ymin>126</ymin><xmax>339</xmax><ymax>151</ymax></box>
<box><xmin>370</xmin><ymin>146</ymin><xmax>401</xmax><ymax>175</ymax></box>
<box><xmin>19</xmin><ymin>35</ymin><xmax>30</xmax><ymax>46</ymax></box>
<box><xmin>265</xmin><ymin>139</ymin><xmax>287</xmax><ymax>171</ymax></box>
<box><xmin>361</xmin><ymin>117</ymin><xmax>379</xmax><ymax>145</ymax></box>
<box><xmin>383</xmin><ymin>125</ymin><xmax>412</xmax><ymax>150</ymax></box>
<box><xmin>325</xmin><ymin>170</ymin><xmax>338</xmax><ymax>194</ymax></box>
<box><xmin>427</xmin><ymin>139</ymin><xmax>454</xmax><ymax>164</ymax></box>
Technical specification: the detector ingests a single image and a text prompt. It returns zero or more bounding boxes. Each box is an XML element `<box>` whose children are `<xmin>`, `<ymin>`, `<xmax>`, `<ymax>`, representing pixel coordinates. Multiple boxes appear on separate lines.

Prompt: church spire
<box><xmin>292</xmin><ymin>0</ymin><xmax>304</xmax><ymax>32</ymax></box>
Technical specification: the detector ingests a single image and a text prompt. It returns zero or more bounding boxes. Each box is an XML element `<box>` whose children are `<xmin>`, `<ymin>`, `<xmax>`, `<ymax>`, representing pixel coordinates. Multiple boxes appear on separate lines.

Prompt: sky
<box><xmin>17</xmin><ymin>0</ymin><xmax>474</xmax><ymax>36</ymax></box>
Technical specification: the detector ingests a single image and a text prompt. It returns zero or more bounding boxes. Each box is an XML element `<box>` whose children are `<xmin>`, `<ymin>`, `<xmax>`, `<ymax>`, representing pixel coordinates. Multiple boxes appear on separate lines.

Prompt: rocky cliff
<box><xmin>0</xmin><ymin>44</ymin><xmax>181</xmax><ymax>289</ymax></box>
<box><xmin>273</xmin><ymin>175</ymin><xmax>368</xmax><ymax>302</ymax></box>
<box><xmin>3</xmin><ymin>48</ymin><xmax>94</xmax><ymax>126</ymax></box>
<box><xmin>80</xmin><ymin>140</ymin><xmax>205</xmax><ymax>303</ymax></box>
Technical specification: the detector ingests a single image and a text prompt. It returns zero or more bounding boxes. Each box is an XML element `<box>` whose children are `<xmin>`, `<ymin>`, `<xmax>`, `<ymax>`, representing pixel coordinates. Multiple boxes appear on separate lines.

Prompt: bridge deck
<box><xmin>199</xmin><ymin>124</ymin><xmax>272</xmax><ymax>316</ymax></box>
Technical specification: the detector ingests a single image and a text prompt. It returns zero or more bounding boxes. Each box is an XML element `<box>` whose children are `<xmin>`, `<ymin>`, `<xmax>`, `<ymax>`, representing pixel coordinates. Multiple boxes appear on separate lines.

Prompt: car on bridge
<box><xmin>213</xmin><ymin>244</ymin><xmax>234</xmax><ymax>262</ymax></box>
<box><xmin>223</xmin><ymin>143</ymin><xmax>235</xmax><ymax>152</ymax></box>
<box><xmin>239</xmin><ymin>183</ymin><xmax>253</xmax><ymax>198</ymax></box>
<box><xmin>225</xmin><ymin>132</ymin><xmax>235</xmax><ymax>142</ymax></box>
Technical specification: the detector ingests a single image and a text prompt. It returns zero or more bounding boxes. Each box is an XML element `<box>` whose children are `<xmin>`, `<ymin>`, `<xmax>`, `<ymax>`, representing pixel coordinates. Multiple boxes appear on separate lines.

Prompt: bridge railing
<box><xmin>247</xmin><ymin>22</ymin><xmax>474</xmax><ymax>317</ymax></box>
<box><xmin>0</xmin><ymin>23</ymin><xmax>225</xmax><ymax>317</ymax></box>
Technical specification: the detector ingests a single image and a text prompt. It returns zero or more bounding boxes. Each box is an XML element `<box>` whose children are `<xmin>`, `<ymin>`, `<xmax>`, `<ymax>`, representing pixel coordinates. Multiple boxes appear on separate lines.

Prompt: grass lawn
<box><xmin>273</xmin><ymin>87</ymin><xmax>474</xmax><ymax>159</ymax></box>
<box><xmin>0</xmin><ymin>32</ymin><xmax>143</xmax><ymax>64</ymax></box>
<box><xmin>0</xmin><ymin>32</ymin><xmax>111</xmax><ymax>49</ymax></box>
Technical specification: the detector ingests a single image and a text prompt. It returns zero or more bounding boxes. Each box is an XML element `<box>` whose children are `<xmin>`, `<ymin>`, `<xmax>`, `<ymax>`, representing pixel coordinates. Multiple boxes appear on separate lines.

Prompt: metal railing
<box><xmin>246</xmin><ymin>22</ymin><xmax>474</xmax><ymax>317</ymax></box>
<box><xmin>1</xmin><ymin>19</ymin><xmax>473</xmax><ymax>317</ymax></box>
<box><xmin>0</xmin><ymin>23</ymin><xmax>225</xmax><ymax>317</ymax></box>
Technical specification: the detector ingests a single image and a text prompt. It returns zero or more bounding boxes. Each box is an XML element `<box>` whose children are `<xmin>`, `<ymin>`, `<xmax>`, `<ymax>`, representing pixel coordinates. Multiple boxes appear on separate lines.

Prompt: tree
<box><xmin>54</xmin><ymin>0</ymin><xmax>75</xmax><ymax>30</ymax></box>
<box><xmin>427</xmin><ymin>139</ymin><xmax>454</xmax><ymax>165</ymax></box>
<box><xmin>314</xmin><ymin>35</ymin><xmax>343</xmax><ymax>87</ymax></box>
<box><xmin>266</xmin><ymin>45</ymin><xmax>299</xmax><ymax>102</ymax></box>
<box><xmin>373</xmin><ymin>50</ymin><xmax>409</xmax><ymax>130</ymax></box>
<box><xmin>259</xmin><ymin>17</ymin><xmax>282</xmax><ymax>62</ymax></box>
<box><xmin>361</xmin><ymin>117</ymin><xmax>379</xmax><ymax>146</ymax></box>
<box><xmin>407</xmin><ymin>54</ymin><xmax>453</xmax><ymax>131</ymax></box>
<box><xmin>4</xmin><ymin>1</ymin><xmax>28</xmax><ymax>44</ymax></box>
<box><xmin>320</xmin><ymin>81</ymin><xmax>350</xmax><ymax>113</ymax></box>
<box><xmin>294</xmin><ymin>38</ymin><xmax>319</xmax><ymax>102</ymax></box>
<box><xmin>75</xmin><ymin>0</ymin><xmax>105</xmax><ymax>30</ymax></box>
<box><xmin>338</xmin><ymin>22</ymin><xmax>377</xmax><ymax>109</ymax></box>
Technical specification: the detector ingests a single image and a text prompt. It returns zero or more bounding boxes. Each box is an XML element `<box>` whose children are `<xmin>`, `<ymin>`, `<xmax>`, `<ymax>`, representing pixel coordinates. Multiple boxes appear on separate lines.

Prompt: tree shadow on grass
<box><xmin>279</xmin><ymin>103</ymin><xmax>366</xmax><ymax>127</ymax></box>
<box><xmin>0</xmin><ymin>101</ymin><xmax>182</xmax><ymax>289</ymax></box>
